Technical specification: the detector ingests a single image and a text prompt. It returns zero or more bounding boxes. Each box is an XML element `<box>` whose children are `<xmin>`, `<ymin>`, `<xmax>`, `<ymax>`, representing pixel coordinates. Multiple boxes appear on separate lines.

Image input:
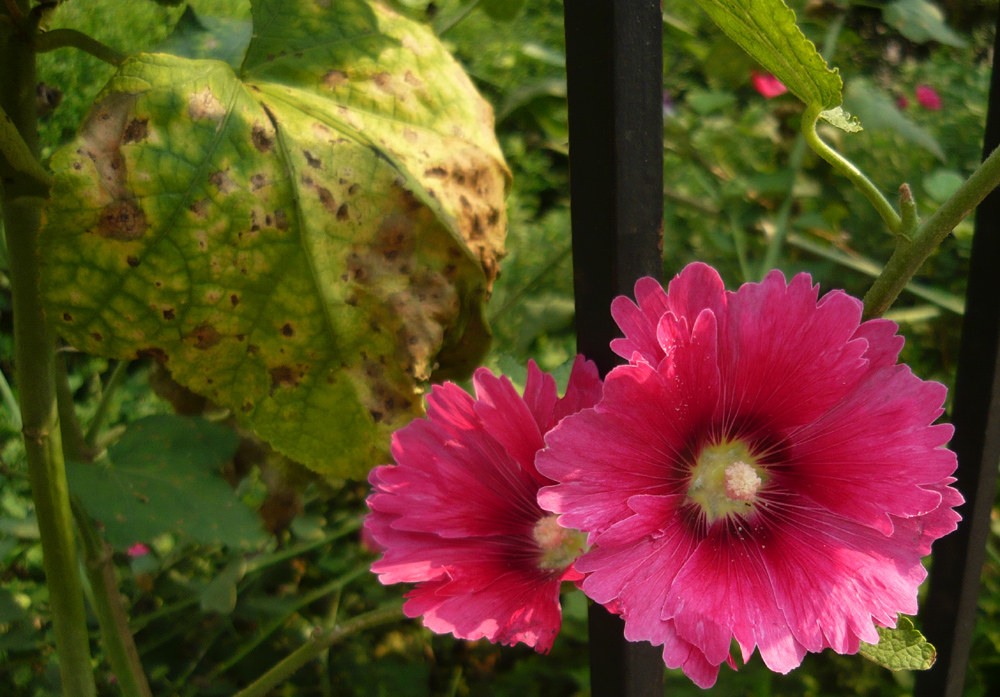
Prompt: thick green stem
<box><xmin>1</xmin><ymin>12</ymin><xmax>97</xmax><ymax>697</ymax></box>
<box><xmin>72</xmin><ymin>499</ymin><xmax>153</xmax><ymax>697</ymax></box>
<box><xmin>863</xmin><ymin>144</ymin><xmax>1000</xmax><ymax>319</ymax></box>
<box><xmin>802</xmin><ymin>106</ymin><xmax>902</xmax><ymax>235</ymax></box>
<box><xmin>84</xmin><ymin>360</ymin><xmax>128</xmax><ymax>449</ymax></box>
<box><xmin>232</xmin><ymin>601</ymin><xmax>406</xmax><ymax>697</ymax></box>
<box><xmin>34</xmin><ymin>28</ymin><xmax>124</xmax><ymax>65</ymax></box>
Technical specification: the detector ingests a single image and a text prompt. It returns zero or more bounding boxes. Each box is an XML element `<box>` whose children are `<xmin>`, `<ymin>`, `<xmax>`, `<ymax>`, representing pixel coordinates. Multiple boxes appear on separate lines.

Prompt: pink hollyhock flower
<box><xmin>916</xmin><ymin>85</ymin><xmax>942</xmax><ymax>110</ymax></box>
<box><xmin>537</xmin><ymin>264</ymin><xmax>962</xmax><ymax>687</ymax></box>
<box><xmin>127</xmin><ymin>543</ymin><xmax>150</xmax><ymax>558</ymax></box>
<box><xmin>366</xmin><ymin>357</ymin><xmax>602</xmax><ymax>652</ymax></box>
<box><xmin>751</xmin><ymin>71</ymin><xmax>788</xmax><ymax>99</ymax></box>
<box><xmin>896</xmin><ymin>95</ymin><xmax>910</xmax><ymax>110</ymax></box>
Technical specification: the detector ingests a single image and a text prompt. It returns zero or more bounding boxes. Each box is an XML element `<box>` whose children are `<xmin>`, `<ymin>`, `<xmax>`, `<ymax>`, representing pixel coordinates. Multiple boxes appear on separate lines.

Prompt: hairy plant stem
<box><xmin>863</xmin><ymin>144</ymin><xmax>1000</xmax><ymax>319</ymax></box>
<box><xmin>34</xmin><ymin>28</ymin><xmax>124</xmax><ymax>65</ymax></box>
<box><xmin>233</xmin><ymin>601</ymin><xmax>406</xmax><ymax>697</ymax></box>
<box><xmin>84</xmin><ymin>360</ymin><xmax>128</xmax><ymax>449</ymax></box>
<box><xmin>801</xmin><ymin>106</ymin><xmax>902</xmax><ymax>234</ymax></box>
<box><xmin>0</xmin><ymin>11</ymin><xmax>97</xmax><ymax>696</ymax></box>
<box><xmin>71</xmin><ymin>499</ymin><xmax>153</xmax><ymax>697</ymax></box>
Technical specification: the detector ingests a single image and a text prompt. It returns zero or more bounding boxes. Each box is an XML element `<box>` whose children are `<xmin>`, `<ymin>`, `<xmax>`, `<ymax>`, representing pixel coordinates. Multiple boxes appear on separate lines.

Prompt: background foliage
<box><xmin>2</xmin><ymin>0</ymin><xmax>999</xmax><ymax>695</ymax></box>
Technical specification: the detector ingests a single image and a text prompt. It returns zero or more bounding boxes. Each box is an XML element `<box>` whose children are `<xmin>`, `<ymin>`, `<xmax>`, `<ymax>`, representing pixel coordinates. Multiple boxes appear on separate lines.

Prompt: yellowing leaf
<box><xmin>42</xmin><ymin>0</ymin><xmax>509</xmax><ymax>480</ymax></box>
<box><xmin>695</xmin><ymin>0</ymin><xmax>842</xmax><ymax>109</ymax></box>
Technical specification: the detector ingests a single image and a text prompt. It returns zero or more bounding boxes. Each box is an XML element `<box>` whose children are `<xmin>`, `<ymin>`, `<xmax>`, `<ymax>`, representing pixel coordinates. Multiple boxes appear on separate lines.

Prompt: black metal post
<box><xmin>913</xmin><ymin>13</ymin><xmax>1000</xmax><ymax>697</ymax></box>
<box><xmin>563</xmin><ymin>2</ymin><xmax>664</xmax><ymax>696</ymax></box>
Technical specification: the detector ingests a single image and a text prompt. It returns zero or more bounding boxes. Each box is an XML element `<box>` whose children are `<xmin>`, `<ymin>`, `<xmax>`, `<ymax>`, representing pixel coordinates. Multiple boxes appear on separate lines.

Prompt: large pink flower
<box><xmin>537</xmin><ymin>263</ymin><xmax>962</xmax><ymax>686</ymax></box>
<box><xmin>366</xmin><ymin>356</ymin><xmax>602</xmax><ymax>652</ymax></box>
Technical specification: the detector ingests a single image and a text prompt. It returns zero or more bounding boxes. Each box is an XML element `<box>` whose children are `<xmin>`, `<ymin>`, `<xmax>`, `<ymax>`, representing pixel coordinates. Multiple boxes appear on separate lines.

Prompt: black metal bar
<box><xmin>913</xmin><ymin>13</ymin><xmax>1000</xmax><ymax>697</ymax></box>
<box><xmin>563</xmin><ymin>2</ymin><xmax>664</xmax><ymax>696</ymax></box>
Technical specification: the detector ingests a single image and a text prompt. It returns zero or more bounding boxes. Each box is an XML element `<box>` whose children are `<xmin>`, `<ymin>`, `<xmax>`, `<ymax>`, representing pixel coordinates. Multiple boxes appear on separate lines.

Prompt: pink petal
<box><xmin>719</xmin><ymin>272</ymin><xmax>869</xmax><ymax>435</ymax></box>
<box><xmin>752</xmin><ymin>71</ymin><xmax>788</xmax><ymax>99</ymax></box>
<box><xmin>550</xmin><ymin>355</ymin><xmax>603</xmax><ymax>428</ymax></box>
<box><xmin>473</xmin><ymin>368</ymin><xmax>549</xmax><ymax>486</ymax></box>
<box><xmin>610</xmin><ymin>277</ymin><xmax>670</xmax><ymax>364</ymax></box>
<box><xmin>778</xmin><ymin>364</ymin><xmax>955</xmax><ymax>534</ymax></box>
<box><xmin>916</xmin><ymin>85</ymin><xmax>942</xmax><ymax>110</ymax></box>
<box><xmin>521</xmin><ymin>360</ymin><xmax>560</xmax><ymax>435</ymax></box>
<box><xmin>852</xmin><ymin>318</ymin><xmax>905</xmax><ymax>373</ymax></box>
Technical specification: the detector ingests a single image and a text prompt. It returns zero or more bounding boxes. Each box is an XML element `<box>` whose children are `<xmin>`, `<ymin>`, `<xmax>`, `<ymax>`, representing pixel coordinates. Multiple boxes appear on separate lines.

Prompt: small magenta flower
<box><xmin>537</xmin><ymin>264</ymin><xmax>962</xmax><ymax>687</ymax></box>
<box><xmin>751</xmin><ymin>71</ymin><xmax>788</xmax><ymax>99</ymax></box>
<box><xmin>916</xmin><ymin>85</ymin><xmax>942</xmax><ymax>110</ymax></box>
<box><xmin>127</xmin><ymin>543</ymin><xmax>150</xmax><ymax>558</ymax></box>
<box><xmin>366</xmin><ymin>357</ymin><xmax>602</xmax><ymax>652</ymax></box>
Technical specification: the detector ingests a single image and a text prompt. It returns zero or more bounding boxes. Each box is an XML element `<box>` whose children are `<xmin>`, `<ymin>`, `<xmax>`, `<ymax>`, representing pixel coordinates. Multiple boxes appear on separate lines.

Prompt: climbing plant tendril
<box><xmin>40</xmin><ymin>0</ymin><xmax>510</xmax><ymax>480</ymax></box>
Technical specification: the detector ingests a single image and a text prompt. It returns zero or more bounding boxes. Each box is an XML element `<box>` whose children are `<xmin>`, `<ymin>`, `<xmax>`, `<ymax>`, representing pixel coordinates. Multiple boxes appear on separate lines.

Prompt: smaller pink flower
<box><xmin>896</xmin><ymin>95</ymin><xmax>910</xmax><ymax>110</ymax></box>
<box><xmin>127</xmin><ymin>543</ymin><xmax>150</xmax><ymax>558</ymax></box>
<box><xmin>916</xmin><ymin>85</ymin><xmax>942</xmax><ymax>110</ymax></box>
<box><xmin>366</xmin><ymin>357</ymin><xmax>602</xmax><ymax>652</ymax></box>
<box><xmin>751</xmin><ymin>71</ymin><xmax>788</xmax><ymax>99</ymax></box>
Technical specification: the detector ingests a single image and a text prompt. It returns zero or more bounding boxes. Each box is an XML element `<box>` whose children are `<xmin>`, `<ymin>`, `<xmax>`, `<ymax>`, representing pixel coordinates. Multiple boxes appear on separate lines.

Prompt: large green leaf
<box><xmin>66</xmin><ymin>415</ymin><xmax>266</xmax><ymax>550</ymax></box>
<box><xmin>42</xmin><ymin>0</ymin><xmax>509</xmax><ymax>479</ymax></box>
<box><xmin>883</xmin><ymin>0</ymin><xmax>967</xmax><ymax>49</ymax></box>
<box><xmin>694</xmin><ymin>0</ymin><xmax>842</xmax><ymax>110</ymax></box>
<box><xmin>156</xmin><ymin>6</ymin><xmax>253</xmax><ymax>69</ymax></box>
<box><xmin>859</xmin><ymin>616</ymin><xmax>937</xmax><ymax>671</ymax></box>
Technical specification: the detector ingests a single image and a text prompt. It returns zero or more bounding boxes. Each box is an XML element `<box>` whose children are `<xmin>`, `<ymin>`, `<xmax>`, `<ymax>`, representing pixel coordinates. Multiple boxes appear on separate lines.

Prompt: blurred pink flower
<box><xmin>896</xmin><ymin>95</ymin><xmax>910</xmax><ymax>110</ymax></box>
<box><xmin>537</xmin><ymin>264</ymin><xmax>962</xmax><ymax>687</ymax></box>
<box><xmin>916</xmin><ymin>85</ymin><xmax>942</xmax><ymax>110</ymax></box>
<box><xmin>127</xmin><ymin>543</ymin><xmax>150</xmax><ymax>558</ymax></box>
<box><xmin>751</xmin><ymin>71</ymin><xmax>788</xmax><ymax>99</ymax></box>
<box><xmin>366</xmin><ymin>357</ymin><xmax>602</xmax><ymax>652</ymax></box>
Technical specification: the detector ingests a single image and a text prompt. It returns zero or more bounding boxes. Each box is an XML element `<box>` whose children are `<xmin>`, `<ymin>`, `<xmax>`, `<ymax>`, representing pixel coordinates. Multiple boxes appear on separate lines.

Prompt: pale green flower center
<box><xmin>686</xmin><ymin>441</ymin><xmax>764</xmax><ymax>523</ymax></box>
<box><xmin>532</xmin><ymin>515</ymin><xmax>588</xmax><ymax>571</ymax></box>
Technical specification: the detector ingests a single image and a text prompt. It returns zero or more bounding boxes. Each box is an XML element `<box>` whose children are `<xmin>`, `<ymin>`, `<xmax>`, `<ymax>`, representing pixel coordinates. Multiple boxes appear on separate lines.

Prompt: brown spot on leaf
<box><xmin>209</xmin><ymin>170</ymin><xmax>236</xmax><ymax>194</ymax></box>
<box><xmin>190</xmin><ymin>199</ymin><xmax>209</xmax><ymax>218</ymax></box>
<box><xmin>323</xmin><ymin>70</ymin><xmax>348</xmax><ymax>88</ymax></box>
<box><xmin>281</xmin><ymin>323</ymin><xmax>294</xmax><ymax>337</ymax></box>
<box><xmin>91</xmin><ymin>332</ymin><xmax>103</xmax><ymax>341</ymax></box>
<box><xmin>185</xmin><ymin>324</ymin><xmax>222</xmax><ymax>350</ymax></box>
<box><xmin>97</xmin><ymin>200</ymin><xmax>147</xmax><ymax>240</ymax></box>
<box><xmin>369</xmin><ymin>409</ymin><xmax>383</xmax><ymax>423</ymax></box>
<box><xmin>162</xmin><ymin>309</ymin><xmax>175</xmax><ymax>320</ymax></box>
<box><xmin>72</xmin><ymin>161</ymin><xmax>82</xmax><ymax>170</ymax></box>
<box><xmin>304</xmin><ymin>150</ymin><xmax>321</xmax><ymax>168</ymax></box>
<box><xmin>230</xmin><ymin>294</ymin><xmax>239</xmax><ymax>307</ymax></box>
<box><xmin>269</xmin><ymin>365</ymin><xmax>303</xmax><ymax>390</ymax></box>
<box><xmin>127</xmin><ymin>255</ymin><xmax>140</xmax><ymax>267</ymax></box>
<box><xmin>62</xmin><ymin>313</ymin><xmax>73</xmax><ymax>322</ymax></box>
<box><xmin>122</xmin><ymin>118</ymin><xmax>148</xmax><ymax>143</ymax></box>
<box><xmin>404</xmin><ymin>71</ymin><xmax>421</xmax><ymax>87</ymax></box>
<box><xmin>348</xmin><ymin>183</ymin><xmax>360</xmax><ymax>195</ymax></box>
<box><xmin>373</xmin><ymin>72</ymin><xmax>391</xmax><ymax>90</ymax></box>
<box><xmin>250</xmin><ymin>173</ymin><xmax>268</xmax><ymax>190</ymax></box>
<box><xmin>136</xmin><ymin>347</ymin><xmax>167</xmax><ymax>362</ymax></box>
<box><xmin>425</xmin><ymin>166</ymin><xmax>447</xmax><ymax>178</ymax></box>
<box><xmin>317</xmin><ymin>187</ymin><xmax>337</xmax><ymax>213</ymax></box>
<box><xmin>247</xmin><ymin>344</ymin><xmax>260</xmax><ymax>355</ymax></box>
<box><xmin>337</xmin><ymin>203</ymin><xmax>349</xmax><ymax>221</ymax></box>
<box><xmin>188</xmin><ymin>87</ymin><xmax>225</xmax><ymax>122</ymax></box>
<box><xmin>274</xmin><ymin>209</ymin><xmax>288</xmax><ymax>230</ymax></box>
<box><xmin>251</xmin><ymin>124</ymin><xmax>274</xmax><ymax>152</ymax></box>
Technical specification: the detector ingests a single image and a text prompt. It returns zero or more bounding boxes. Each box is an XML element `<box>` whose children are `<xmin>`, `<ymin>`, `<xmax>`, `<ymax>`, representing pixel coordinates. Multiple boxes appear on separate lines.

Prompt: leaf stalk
<box><xmin>34</xmin><ymin>28</ymin><xmax>124</xmax><ymax>65</ymax></box>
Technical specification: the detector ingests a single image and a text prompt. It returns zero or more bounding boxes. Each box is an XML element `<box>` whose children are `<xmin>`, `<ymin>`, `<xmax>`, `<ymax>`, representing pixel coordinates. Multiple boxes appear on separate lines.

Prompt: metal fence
<box><xmin>562</xmin><ymin>3</ymin><xmax>1000</xmax><ymax>696</ymax></box>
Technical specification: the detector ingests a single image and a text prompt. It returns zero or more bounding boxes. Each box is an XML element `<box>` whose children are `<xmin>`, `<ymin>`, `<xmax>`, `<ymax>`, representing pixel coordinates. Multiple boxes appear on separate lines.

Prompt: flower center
<box><xmin>532</xmin><ymin>515</ymin><xmax>588</xmax><ymax>571</ymax></box>
<box><xmin>686</xmin><ymin>441</ymin><xmax>764</xmax><ymax>523</ymax></box>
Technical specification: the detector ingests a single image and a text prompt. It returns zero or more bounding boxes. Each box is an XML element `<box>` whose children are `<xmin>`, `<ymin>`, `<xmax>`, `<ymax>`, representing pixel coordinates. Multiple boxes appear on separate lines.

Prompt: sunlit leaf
<box><xmin>694</xmin><ymin>0</ymin><xmax>842</xmax><ymax>109</ymax></box>
<box><xmin>66</xmin><ymin>415</ymin><xmax>266</xmax><ymax>550</ymax></box>
<box><xmin>42</xmin><ymin>0</ymin><xmax>509</xmax><ymax>480</ymax></box>
<box><xmin>859</xmin><ymin>616</ymin><xmax>937</xmax><ymax>671</ymax></box>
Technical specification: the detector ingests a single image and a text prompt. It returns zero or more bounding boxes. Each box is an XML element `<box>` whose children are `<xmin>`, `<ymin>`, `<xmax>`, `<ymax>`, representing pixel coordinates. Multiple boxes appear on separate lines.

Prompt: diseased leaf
<box><xmin>156</xmin><ymin>6</ymin><xmax>253</xmax><ymax>69</ymax></box>
<box><xmin>694</xmin><ymin>0</ymin><xmax>842</xmax><ymax>109</ymax></box>
<box><xmin>66</xmin><ymin>415</ymin><xmax>266</xmax><ymax>550</ymax></box>
<box><xmin>883</xmin><ymin>0</ymin><xmax>967</xmax><ymax>48</ymax></box>
<box><xmin>42</xmin><ymin>0</ymin><xmax>509</xmax><ymax>480</ymax></box>
<box><xmin>820</xmin><ymin>106</ymin><xmax>862</xmax><ymax>133</ymax></box>
<box><xmin>859</xmin><ymin>616</ymin><xmax>937</xmax><ymax>671</ymax></box>
<box><xmin>843</xmin><ymin>78</ymin><xmax>945</xmax><ymax>161</ymax></box>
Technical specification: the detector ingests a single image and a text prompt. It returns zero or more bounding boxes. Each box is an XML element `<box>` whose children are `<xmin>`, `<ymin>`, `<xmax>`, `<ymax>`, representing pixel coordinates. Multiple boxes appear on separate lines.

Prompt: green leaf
<box><xmin>156</xmin><ymin>6</ymin><xmax>253</xmax><ymax>69</ymax></box>
<box><xmin>923</xmin><ymin>168</ymin><xmax>965</xmax><ymax>204</ymax></box>
<box><xmin>820</xmin><ymin>106</ymin><xmax>862</xmax><ymax>133</ymax></box>
<box><xmin>686</xmin><ymin>89</ymin><xmax>737</xmax><ymax>115</ymax></box>
<box><xmin>200</xmin><ymin>558</ymin><xmax>247</xmax><ymax>614</ymax></box>
<box><xmin>843</xmin><ymin>78</ymin><xmax>945</xmax><ymax>161</ymax></box>
<box><xmin>42</xmin><ymin>0</ymin><xmax>509</xmax><ymax>480</ymax></box>
<box><xmin>694</xmin><ymin>0</ymin><xmax>842</xmax><ymax>109</ymax></box>
<box><xmin>883</xmin><ymin>0</ymin><xmax>967</xmax><ymax>49</ymax></box>
<box><xmin>480</xmin><ymin>0</ymin><xmax>527</xmax><ymax>22</ymax></box>
<box><xmin>66</xmin><ymin>415</ymin><xmax>267</xmax><ymax>550</ymax></box>
<box><xmin>0</xmin><ymin>106</ymin><xmax>51</xmax><ymax>193</ymax></box>
<box><xmin>859</xmin><ymin>616</ymin><xmax>937</xmax><ymax>671</ymax></box>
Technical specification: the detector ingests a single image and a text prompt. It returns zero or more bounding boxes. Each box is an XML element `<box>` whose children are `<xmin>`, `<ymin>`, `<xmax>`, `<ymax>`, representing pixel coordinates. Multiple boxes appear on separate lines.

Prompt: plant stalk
<box><xmin>232</xmin><ymin>601</ymin><xmax>406</xmax><ymax>697</ymax></box>
<box><xmin>55</xmin><ymin>353</ymin><xmax>91</xmax><ymax>462</ymax></box>
<box><xmin>84</xmin><ymin>360</ymin><xmax>128</xmax><ymax>449</ymax></box>
<box><xmin>34</xmin><ymin>28</ymin><xmax>124</xmax><ymax>65</ymax></box>
<box><xmin>863</xmin><ymin>144</ymin><xmax>1000</xmax><ymax>319</ymax></box>
<box><xmin>72</xmin><ymin>499</ymin><xmax>153</xmax><ymax>697</ymax></box>
<box><xmin>0</xmin><ymin>11</ymin><xmax>97</xmax><ymax>696</ymax></box>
